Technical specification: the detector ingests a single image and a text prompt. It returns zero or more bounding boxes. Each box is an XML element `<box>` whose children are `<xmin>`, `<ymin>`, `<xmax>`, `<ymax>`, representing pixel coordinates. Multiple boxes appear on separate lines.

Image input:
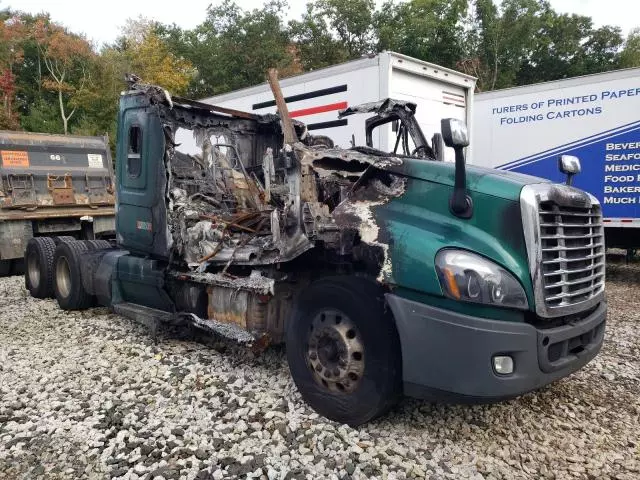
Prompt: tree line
<box><xmin>1</xmin><ymin>0</ymin><xmax>639</xmax><ymax>143</ymax></box>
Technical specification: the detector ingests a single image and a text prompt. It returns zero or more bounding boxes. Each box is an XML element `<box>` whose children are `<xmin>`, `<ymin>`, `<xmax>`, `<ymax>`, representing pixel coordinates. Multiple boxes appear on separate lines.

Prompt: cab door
<box><xmin>116</xmin><ymin>96</ymin><xmax>170</xmax><ymax>257</ymax></box>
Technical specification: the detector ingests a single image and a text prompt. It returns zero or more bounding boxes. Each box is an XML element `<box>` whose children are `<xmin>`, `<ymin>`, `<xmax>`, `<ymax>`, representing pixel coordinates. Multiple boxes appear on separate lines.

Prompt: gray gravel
<box><xmin>1</xmin><ymin>265</ymin><xmax>639</xmax><ymax>480</ymax></box>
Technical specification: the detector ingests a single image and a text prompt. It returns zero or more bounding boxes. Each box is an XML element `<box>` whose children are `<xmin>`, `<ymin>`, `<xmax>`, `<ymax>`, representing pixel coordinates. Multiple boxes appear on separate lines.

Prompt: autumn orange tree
<box><xmin>33</xmin><ymin>19</ymin><xmax>94</xmax><ymax>134</ymax></box>
<box><xmin>0</xmin><ymin>13</ymin><xmax>26</xmax><ymax>129</ymax></box>
<box><xmin>115</xmin><ymin>19</ymin><xmax>194</xmax><ymax>95</ymax></box>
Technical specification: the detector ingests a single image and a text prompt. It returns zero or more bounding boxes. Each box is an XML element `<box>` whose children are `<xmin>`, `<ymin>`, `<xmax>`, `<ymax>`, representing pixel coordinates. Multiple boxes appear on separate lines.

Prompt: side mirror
<box><xmin>558</xmin><ymin>155</ymin><xmax>581</xmax><ymax>186</ymax></box>
<box><xmin>441</xmin><ymin>118</ymin><xmax>472</xmax><ymax>219</ymax></box>
<box><xmin>441</xmin><ymin>118</ymin><xmax>470</xmax><ymax>148</ymax></box>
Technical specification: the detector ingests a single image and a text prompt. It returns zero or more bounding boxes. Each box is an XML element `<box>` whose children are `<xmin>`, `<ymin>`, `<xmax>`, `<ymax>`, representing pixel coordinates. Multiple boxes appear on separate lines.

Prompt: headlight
<box><xmin>435</xmin><ymin>249</ymin><xmax>528</xmax><ymax>309</ymax></box>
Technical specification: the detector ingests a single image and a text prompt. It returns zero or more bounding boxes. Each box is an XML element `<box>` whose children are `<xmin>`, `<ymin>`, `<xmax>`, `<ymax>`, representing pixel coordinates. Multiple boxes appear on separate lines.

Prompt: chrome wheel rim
<box><xmin>56</xmin><ymin>256</ymin><xmax>72</xmax><ymax>298</ymax></box>
<box><xmin>27</xmin><ymin>252</ymin><xmax>40</xmax><ymax>289</ymax></box>
<box><xmin>306</xmin><ymin>309</ymin><xmax>365</xmax><ymax>393</ymax></box>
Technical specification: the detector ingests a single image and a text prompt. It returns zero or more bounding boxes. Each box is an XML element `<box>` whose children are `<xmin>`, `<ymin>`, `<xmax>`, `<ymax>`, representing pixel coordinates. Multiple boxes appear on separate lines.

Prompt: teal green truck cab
<box><xmin>380</xmin><ymin>159</ymin><xmax>606</xmax><ymax>401</ymax></box>
<box><xmin>24</xmin><ymin>79</ymin><xmax>606</xmax><ymax>426</ymax></box>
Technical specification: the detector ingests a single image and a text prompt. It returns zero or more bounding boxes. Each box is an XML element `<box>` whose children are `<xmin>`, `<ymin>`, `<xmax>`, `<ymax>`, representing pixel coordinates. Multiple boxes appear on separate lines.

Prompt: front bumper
<box><xmin>386</xmin><ymin>294</ymin><xmax>606</xmax><ymax>402</ymax></box>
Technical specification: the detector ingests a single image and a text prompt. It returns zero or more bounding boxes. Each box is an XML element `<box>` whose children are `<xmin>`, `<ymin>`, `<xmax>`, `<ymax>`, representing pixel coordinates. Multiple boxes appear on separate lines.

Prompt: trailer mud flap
<box><xmin>0</xmin><ymin>220</ymin><xmax>32</xmax><ymax>260</ymax></box>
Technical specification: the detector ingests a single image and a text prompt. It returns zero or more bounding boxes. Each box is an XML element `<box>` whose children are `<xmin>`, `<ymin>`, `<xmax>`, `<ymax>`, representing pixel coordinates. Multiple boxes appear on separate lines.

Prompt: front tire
<box><xmin>286</xmin><ymin>276</ymin><xmax>401</xmax><ymax>426</ymax></box>
<box><xmin>53</xmin><ymin>241</ymin><xmax>94</xmax><ymax>310</ymax></box>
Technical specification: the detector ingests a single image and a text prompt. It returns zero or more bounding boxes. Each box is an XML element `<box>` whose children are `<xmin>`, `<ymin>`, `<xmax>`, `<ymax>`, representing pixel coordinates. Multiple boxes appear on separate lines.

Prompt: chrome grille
<box><xmin>520</xmin><ymin>184</ymin><xmax>606</xmax><ymax>318</ymax></box>
<box><xmin>538</xmin><ymin>202</ymin><xmax>605</xmax><ymax>308</ymax></box>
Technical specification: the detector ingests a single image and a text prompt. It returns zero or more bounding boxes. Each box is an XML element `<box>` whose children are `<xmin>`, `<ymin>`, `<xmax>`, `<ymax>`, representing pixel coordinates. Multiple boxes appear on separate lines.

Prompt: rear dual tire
<box><xmin>85</xmin><ymin>239</ymin><xmax>112</xmax><ymax>250</ymax></box>
<box><xmin>25</xmin><ymin>237</ymin><xmax>57</xmax><ymax>298</ymax></box>
<box><xmin>53</xmin><ymin>241</ymin><xmax>94</xmax><ymax>310</ymax></box>
<box><xmin>24</xmin><ymin>236</ymin><xmax>80</xmax><ymax>297</ymax></box>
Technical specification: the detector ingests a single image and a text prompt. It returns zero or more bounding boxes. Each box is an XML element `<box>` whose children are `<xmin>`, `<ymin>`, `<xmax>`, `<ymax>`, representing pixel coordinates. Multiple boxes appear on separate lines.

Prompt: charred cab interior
<box><xmin>109</xmin><ymin>76</ymin><xmax>447</xmax><ymax>346</ymax></box>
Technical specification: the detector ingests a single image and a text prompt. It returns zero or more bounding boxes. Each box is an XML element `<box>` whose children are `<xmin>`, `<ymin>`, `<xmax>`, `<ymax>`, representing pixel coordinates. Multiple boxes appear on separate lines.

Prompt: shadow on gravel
<box><xmin>606</xmin><ymin>262</ymin><xmax>640</xmax><ymax>283</ymax></box>
<box><xmin>152</xmin><ymin>321</ymin><xmax>289</xmax><ymax>371</ymax></box>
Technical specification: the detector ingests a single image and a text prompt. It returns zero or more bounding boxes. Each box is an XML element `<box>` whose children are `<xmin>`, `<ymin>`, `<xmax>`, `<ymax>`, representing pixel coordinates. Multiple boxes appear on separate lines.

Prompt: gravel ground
<box><xmin>0</xmin><ymin>266</ymin><xmax>639</xmax><ymax>480</ymax></box>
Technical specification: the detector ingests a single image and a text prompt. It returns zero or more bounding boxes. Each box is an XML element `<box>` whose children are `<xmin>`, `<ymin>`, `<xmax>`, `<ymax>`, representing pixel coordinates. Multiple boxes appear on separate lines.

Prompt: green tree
<box><xmin>288</xmin><ymin>3</ymin><xmax>350</xmax><ymax>71</ymax></box>
<box><xmin>462</xmin><ymin>0</ymin><xmax>550</xmax><ymax>91</ymax></box>
<box><xmin>312</xmin><ymin>0</ymin><xmax>376</xmax><ymax>58</ymax></box>
<box><xmin>158</xmin><ymin>1</ymin><xmax>296</xmax><ymax>98</ymax></box>
<box><xmin>517</xmin><ymin>12</ymin><xmax>623</xmax><ymax>84</ymax></box>
<box><xmin>0</xmin><ymin>10</ymin><xmax>70</xmax><ymax>132</ymax></box>
<box><xmin>18</xmin><ymin>97</ymin><xmax>61</xmax><ymax>133</ymax></box>
<box><xmin>70</xmin><ymin>49</ymin><xmax>126</xmax><ymax>146</ymax></box>
<box><xmin>118</xmin><ymin>19</ymin><xmax>194</xmax><ymax>94</ymax></box>
<box><xmin>376</xmin><ymin>0</ymin><xmax>468</xmax><ymax>69</ymax></box>
<box><xmin>581</xmin><ymin>26</ymin><xmax>624</xmax><ymax>74</ymax></box>
<box><xmin>33</xmin><ymin>18</ymin><xmax>94</xmax><ymax>134</ymax></box>
<box><xmin>620</xmin><ymin>28</ymin><xmax>640</xmax><ymax>68</ymax></box>
<box><xmin>459</xmin><ymin>0</ymin><xmax>624</xmax><ymax>91</ymax></box>
<box><xmin>70</xmin><ymin>19</ymin><xmax>195</xmax><ymax>147</ymax></box>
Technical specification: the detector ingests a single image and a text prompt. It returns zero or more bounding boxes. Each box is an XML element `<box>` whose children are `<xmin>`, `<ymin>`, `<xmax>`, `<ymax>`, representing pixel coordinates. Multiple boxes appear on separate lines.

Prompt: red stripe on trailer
<box><xmin>604</xmin><ymin>219</ymin><xmax>612</xmax><ymax>223</ymax></box>
<box><xmin>289</xmin><ymin>102</ymin><xmax>348</xmax><ymax>118</ymax></box>
<box><xmin>621</xmin><ymin>219</ymin><xmax>633</xmax><ymax>223</ymax></box>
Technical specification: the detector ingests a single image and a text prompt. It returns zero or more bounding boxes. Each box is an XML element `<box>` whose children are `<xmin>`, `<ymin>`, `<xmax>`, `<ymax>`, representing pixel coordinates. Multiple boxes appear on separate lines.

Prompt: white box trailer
<box><xmin>472</xmin><ymin>68</ymin><xmax>640</xmax><ymax>248</ymax></box>
<box><xmin>194</xmin><ymin>52</ymin><xmax>476</xmax><ymax>163</ymax></box>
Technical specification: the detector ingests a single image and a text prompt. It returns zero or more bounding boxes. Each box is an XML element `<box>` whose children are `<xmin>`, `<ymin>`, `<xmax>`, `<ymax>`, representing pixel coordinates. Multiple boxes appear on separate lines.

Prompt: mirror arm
<box><xmin>449</xmin><ymin>147</ymin><xmax>473</xmax><ymax>219</ymax></box>
<box><xmin>566</xmin><ymin>172</ymin><xmax>575</xmax><ymax>186</ymax></box>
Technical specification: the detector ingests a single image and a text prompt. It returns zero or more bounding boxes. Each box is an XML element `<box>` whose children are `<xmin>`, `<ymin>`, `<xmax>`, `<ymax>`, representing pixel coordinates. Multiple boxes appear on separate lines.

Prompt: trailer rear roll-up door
<box><xmin>387</xmin><ymin>68</ymin><xmax>469</xmax><ymax>162</ymax></box>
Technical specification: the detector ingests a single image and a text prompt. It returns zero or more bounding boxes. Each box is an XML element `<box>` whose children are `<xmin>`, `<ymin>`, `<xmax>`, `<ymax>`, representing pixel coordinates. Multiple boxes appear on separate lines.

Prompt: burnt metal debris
<box><xmin>129</xmin><ymin>70</ymin><xmax>438</xmax><ymax>343</ymax></box>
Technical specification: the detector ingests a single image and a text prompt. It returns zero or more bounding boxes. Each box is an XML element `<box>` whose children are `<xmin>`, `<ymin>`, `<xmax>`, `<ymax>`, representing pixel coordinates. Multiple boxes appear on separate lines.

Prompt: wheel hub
<box><xmin>27</xmin><ymin>252</ymin><xmax>40</xmax><ymax>289</ymax></box>
<box><xmin>56</xmin><ymin>256</ymin><xmax>72</xmax><ymax>299</ymax></box>
<box><xmin>306</xmin><ymin>310</ymin><xmax>364</xmax><ymax>393</ymax></box>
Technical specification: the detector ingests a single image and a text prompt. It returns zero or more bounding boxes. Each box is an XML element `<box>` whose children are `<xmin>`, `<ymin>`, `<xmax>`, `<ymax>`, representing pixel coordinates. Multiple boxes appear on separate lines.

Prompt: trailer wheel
<box><xmin>286</xmin><ymin>276</ymin><xmax>402</xmax><ymax>426</ymax></box>
<box><xmin>53</xmin><ymin>241</ymin><xmax>94</xmax><ymax>310</ymax></box>
<box><xmin>25</xmin><ymin>237</ymin><xmax>57</xmax><ymax>298</ymax></box>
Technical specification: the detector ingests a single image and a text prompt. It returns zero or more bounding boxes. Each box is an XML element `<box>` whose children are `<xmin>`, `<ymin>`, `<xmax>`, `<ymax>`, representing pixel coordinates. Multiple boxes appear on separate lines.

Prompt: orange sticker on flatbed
<box><xmin>1</xmin><ymin>150</ymin><xmax>30</xmax><ymax>168</ymax></box>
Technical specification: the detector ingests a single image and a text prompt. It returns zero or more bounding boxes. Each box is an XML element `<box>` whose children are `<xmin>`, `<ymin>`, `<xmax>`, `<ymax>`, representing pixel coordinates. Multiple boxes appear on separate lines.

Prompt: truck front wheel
<box><xmin>286</xmin><ymin>276</ymin><xmax>402</xmax><ymax>426</ymax></box>
<box><xmin>53</xmin><ymin>241</ymin><xmax>93</xmax><ymax>310</ymax></box>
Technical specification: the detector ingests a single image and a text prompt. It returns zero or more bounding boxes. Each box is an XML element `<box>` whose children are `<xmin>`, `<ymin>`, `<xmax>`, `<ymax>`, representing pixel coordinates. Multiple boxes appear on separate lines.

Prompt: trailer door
<box><xmin>388</xmin><ymin>69</ymin><xmax>467</xmax><ymax>162</ymax></box>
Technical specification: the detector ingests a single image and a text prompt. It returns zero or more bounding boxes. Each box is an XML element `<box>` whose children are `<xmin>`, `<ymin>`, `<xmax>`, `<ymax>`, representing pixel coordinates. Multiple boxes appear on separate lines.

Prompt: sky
<box><xmin>5</xmin><ymin>0</ymin><xmax>640</xmax><ymax>48</ymax></box>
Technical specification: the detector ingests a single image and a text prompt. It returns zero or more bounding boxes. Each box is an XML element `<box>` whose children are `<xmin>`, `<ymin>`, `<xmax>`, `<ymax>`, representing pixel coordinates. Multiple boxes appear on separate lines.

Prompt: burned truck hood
<box><xmin>382</xmin><ymin>157</ymin><xmax>548</xmax><ymax>201</ymax></box>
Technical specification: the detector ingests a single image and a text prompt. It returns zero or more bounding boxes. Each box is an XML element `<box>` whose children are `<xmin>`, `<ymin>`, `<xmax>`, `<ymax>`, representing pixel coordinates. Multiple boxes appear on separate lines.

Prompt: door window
<box><xmin>127</xmin><ymin>125</ymin><xmax>142</xmax><ymax>178</ymax></box>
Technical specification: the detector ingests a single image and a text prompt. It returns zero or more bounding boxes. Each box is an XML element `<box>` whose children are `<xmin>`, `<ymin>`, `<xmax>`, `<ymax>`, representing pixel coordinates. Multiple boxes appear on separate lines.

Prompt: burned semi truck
<box><xmin>0</xmin><ymin>131</ymin><xmax>115</xmax><ymax>275</ymax></box>
<box><xmin>24</xmin><ymin>72</ymin><xmax>607</xmax><ymax>425</ymax></box>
